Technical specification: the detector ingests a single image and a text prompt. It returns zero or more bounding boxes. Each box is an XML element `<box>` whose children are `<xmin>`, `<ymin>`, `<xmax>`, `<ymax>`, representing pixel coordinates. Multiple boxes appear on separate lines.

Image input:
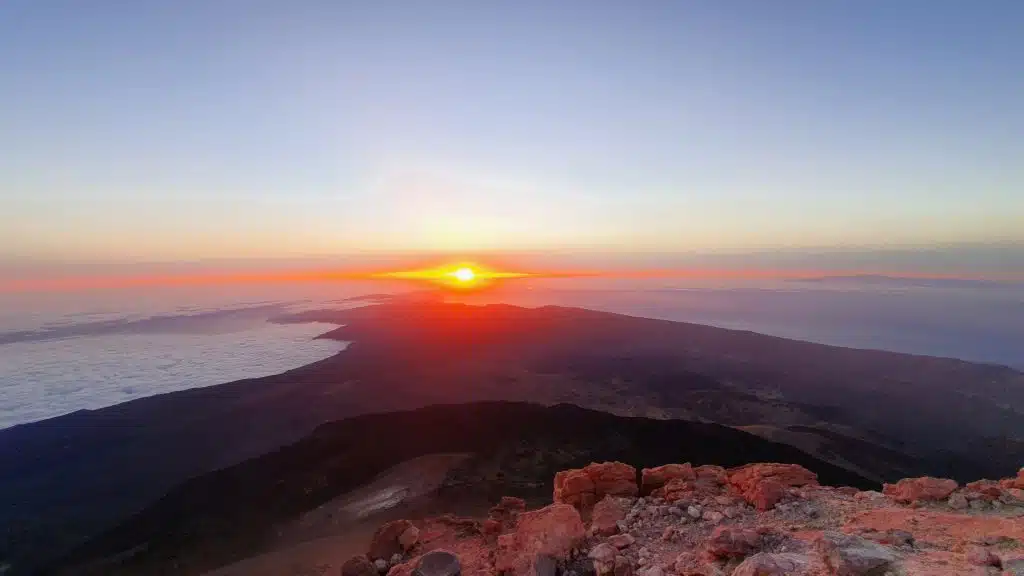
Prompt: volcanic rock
<box><xmin>882</xmin><ymin>476</ymin><xmax>958</xmax><ymax>504</ymax></box>
<box><xmin>732</xmin><ymin>552</ymin><xmax>812</xmax><ymax>576</ymax></box>
<box><xmin>412</xmin><ymin>550</ymin><xmax>461</xmax><ymax>576</ymax></box>
<box><xmin>591</xmin><ymin>495</ymin><xmax>627</xmax><ymax>536</ymax></box>
<box><xmin>495</xmin><ymin>504</ymin><xmax>585</xmax><ymax>576</ymax></box>
<box><xmin>816</xmin><ymin>532</ymin><xmax>897</xmax><ymax>576</ymax></box>
<box><xmin>554</xmin><ymin>462</ymin><xmax>638</xmax><ymax>508</ymax></box>
<box><xmin>705</xmin><ymin>526</ymin><xmax>762</xmax><ymax>560</ymax></box>
<box><xmin>641</xmin><ymin>464</ymin><xmax>695</xmax><ymax>494</ymax></box>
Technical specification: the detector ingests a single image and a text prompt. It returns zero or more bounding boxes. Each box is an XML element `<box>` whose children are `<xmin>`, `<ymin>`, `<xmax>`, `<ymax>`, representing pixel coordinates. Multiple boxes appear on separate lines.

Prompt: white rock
<box><xmin>687</xmin><ymin>505</ymin><xmax>702</xmax><ymax>519</ymax></box>
<box><xmin>374</xmin><ymin>558</ymin><xmax>389</xmax><ymax>573</ymax></box>
<box><xmin>817</xmin><ymin>532</ymin><xmax>897</xmax><ymax>576</ymax></box>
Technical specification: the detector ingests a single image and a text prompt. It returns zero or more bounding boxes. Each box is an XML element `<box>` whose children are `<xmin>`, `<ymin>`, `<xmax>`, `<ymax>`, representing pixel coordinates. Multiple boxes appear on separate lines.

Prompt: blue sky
<box><xmin>1</xmin><ymin>1</ymin><xmax>1021</xmax><ymax>272</ymax></box>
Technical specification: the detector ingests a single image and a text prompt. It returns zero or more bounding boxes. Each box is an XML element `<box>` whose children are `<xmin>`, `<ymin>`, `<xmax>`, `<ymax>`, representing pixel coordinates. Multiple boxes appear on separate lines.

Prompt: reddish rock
<box><xmin>883</xmin><ymin>477</ymin><xmax>959</xmax><ymax>504</ymax></box>
<box><xmin>654</xmin><ymin>465</ymin><xmax>730</xmax><ymax>501</ymax></box>
<box><xmin>553</xmin><ymin>469</ymin><xmax>596</xmax><ymax>508</ymax></box>
<box><xmin>343</xmin><ymin>555</ymin><xmax>379</xmax><ymax>576</ymax></box>
<box><xmin>591</xmin><ymin>495</ymin><xmax>627</xmax><ymax>536</ymax></box>
<box><xmin>705</xmin><ymin>526</ymin><xmax>763</xmax><ymax>559</ymax></box>
<box><xmin>588</xmin><ymin>462</ymin><xmax>639</xmax><ymax>497</ymax></box>
<box><xmin>729</xmin><ymin>463</ymin><xmax>818</xmax><ymax>491</ymax></box>
<box><xmin>553</xmin><ymin>462</ymin><xmax>637</xmax><ymax>508</ymax></box>
<box><xmin>370</xmin><ymin>520</ymin><xmax>415</xmax><ymax>560</ymax></box>
<box><xmin>641</xmin><ymin>463</ymin><xmax>695</xmax><ymax>494</ymax></box>
<box><xmin>494</xmin><ymin>504</ymin><xmax>585</xmax><ymax>576</ymax></box>
<box><xmin>750</xmin><ymin>479</ymin><xmax>786</xmax><ymax>511</ymax></box>
<box><xmin>966</xmin><ymin>479</ymin><xmax>1006</xmax><ymax>502</ymax></box>
<box><xmin>654</xmin><ymin>477</ymin><xmax>696</xmax><ymax>502</ymax></box>
<box><xmin>728</xmin><ymin>463</ymin><xmax>817</xmax><ymax>511</ymax></box>
<box><xmin>695</xmin><ymin>465</ymin><xmax>728</xmax><ymax>485</ymax></box>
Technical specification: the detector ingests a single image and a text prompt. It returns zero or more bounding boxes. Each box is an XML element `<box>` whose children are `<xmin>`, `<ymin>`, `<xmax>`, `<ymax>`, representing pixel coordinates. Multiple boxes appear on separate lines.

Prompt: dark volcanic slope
<box><xmin>54</xmin><ymin>402</ymin><xmax>873</xmax><ymax>576</ymax></box>
<box><xmin>2</xmin><ymin>301</ymin><xmax>1021</xmax><ymax>572</ymax></box>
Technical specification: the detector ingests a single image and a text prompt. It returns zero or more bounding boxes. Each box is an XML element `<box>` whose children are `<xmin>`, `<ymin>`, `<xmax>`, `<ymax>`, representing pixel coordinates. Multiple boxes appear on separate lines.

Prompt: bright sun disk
<box><xmin>453</xmin><ymin>267</ymin><xmax>475</xmax><ymax>282</ymax></box>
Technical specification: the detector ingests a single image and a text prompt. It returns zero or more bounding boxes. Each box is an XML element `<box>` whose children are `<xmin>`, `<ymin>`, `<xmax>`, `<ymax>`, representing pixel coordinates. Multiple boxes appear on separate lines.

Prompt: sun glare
<box><xmin>374</xmin><ymin>262</ymin><xmax>529</xmax><ymax>289</ymax></box>
<box><xmin>452</xmin><ymin>267</ymin><xmax>476</xmax><ymax>282</ymax></box>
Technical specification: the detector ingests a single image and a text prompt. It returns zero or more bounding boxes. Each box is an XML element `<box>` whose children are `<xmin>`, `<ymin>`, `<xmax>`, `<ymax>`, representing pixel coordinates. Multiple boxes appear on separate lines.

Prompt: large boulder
<box><xmin>641</xmin><ymin>464</ymin><xmax>695</xmax><ymax>494</ymax></box>
<box><xmin>965</xmin><ymin>479</ymin><xmax>1005</xmax><ymax>502</ymax></box>
<box><xmin>882</xmin><ymin>477</ymin><xmax>958</xmax><ymax>504</ymax></box>
<box><xmin>728</xmin><ymin>463</ymin><xmax>817</xmax><ymax>511</ymax></box>
<box><xmin>748</xmin><ymin>479</ymin><xmax>785</xmax><ymax>511</ymax></box>
<box><xmin>695</xmin><ymin>465</ymin><xmax>728</xmax><ymax>485</ymax></box>
<box><xmin>413</xmin><ymin>550</ymin><xmax>461</xmax><ymax>576</ymax></box>
<box><xmin>370</xmin><ymin>520</ymin><xmax>417</xmax><ymax>560</ymax></box>
<box><xmin>729</xmin><ymin>463</ymin><xmax>818</xmax><ymax>491</ymax></box>
<box><xmin>816</xmin><ymin>532</ymin><xmax>897</xmax><ymax>576</ymax></box>
<box><xmin>495</xmin><ymin>504</ymin><xmax>585</xmax><ymax>576</ymax></box>
<box><xmin>554</xmin><ymin>462</ymin><xmax>637</xmax><ymax>508</ymax></box>
<box><xmin>591</xmin><ymin>495</ymin><xmax>627</xmax><ymax>536</ymax></box>
<box><xmin>705</xmin><ymin>526</ymin><xmax>763</xmax><ymax>560</ymax></box>
<box><xmin>732</xmin><ymin>553</ymin><xmax>812</xmax><ymax>576</ymax></box>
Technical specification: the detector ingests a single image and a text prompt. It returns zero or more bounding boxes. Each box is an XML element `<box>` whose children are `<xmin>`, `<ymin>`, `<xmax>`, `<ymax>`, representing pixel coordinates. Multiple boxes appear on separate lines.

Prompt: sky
<box><xmin>1</xmin><ymin>0</ymin><xmax>1022</xmax><ymax>280</ymax></box>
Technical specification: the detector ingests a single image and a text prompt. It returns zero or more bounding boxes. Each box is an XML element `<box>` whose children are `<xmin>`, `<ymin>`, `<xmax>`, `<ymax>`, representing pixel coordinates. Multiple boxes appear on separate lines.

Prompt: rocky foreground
<box><xmin>343</xmin><ymin>462</ymin><xmax>1024</xmax><ymax>576</ymax></box>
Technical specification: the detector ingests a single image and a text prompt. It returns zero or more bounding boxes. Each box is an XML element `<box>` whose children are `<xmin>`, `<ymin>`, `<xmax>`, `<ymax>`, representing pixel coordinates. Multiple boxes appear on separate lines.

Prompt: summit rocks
<box><xmin>642</xmin><ymin>464</ymin><xmax>696</xmax><ymax>495</ymax></box>
<box><xmin>882</xmin><ymin>477</ymin><xmax>958</xmax><ymax>505</ymax></box>
<box><xmin>495</xmin><ymin>504</ymin><xmax>585</xmax><ymax>576</ymax></box>
<box><xmin>350</xmin><ymin>462</ymin><xmax>1024</xmax><ymax>576</ymax></box>
<box><xmin>554</xmin><ymin>462</ymin><xmax>638</xmax><ymax>509</ymax></box>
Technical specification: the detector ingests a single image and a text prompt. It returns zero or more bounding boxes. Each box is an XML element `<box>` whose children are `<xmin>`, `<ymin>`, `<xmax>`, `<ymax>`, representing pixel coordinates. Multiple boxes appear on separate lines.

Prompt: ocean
<box><xmin>2</xmin><ymin>278</ymin><xmax>1022</xmax><ymax>430</ymax></box>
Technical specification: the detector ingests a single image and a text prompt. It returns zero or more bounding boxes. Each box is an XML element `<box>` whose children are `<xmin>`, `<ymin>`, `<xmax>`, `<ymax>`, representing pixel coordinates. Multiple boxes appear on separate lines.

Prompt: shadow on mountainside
<box><xmin>52</xmin><ymin>402</ymin><xmax>874</xmax><ymax>575</ymax></box>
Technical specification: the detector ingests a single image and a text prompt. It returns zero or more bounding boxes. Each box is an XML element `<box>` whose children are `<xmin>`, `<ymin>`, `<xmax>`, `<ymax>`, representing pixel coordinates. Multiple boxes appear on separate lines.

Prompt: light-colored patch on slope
<box><xmin>204</xmin><ymin>453</ymin><xmax>471</xmax><ymax>576</ymax></box>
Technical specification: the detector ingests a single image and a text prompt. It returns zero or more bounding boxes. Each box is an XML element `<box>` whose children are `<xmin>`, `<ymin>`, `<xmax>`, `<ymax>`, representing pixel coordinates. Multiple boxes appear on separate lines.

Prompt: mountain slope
<box><xmin>3</xmin><ymin>301</ymin><xmax>1021</xmax><ymax>572</ymax></box>
<box><xmin>51</xmin><ymin>402</ymin><xmax>873</xmax><ymax>575</ymax></box>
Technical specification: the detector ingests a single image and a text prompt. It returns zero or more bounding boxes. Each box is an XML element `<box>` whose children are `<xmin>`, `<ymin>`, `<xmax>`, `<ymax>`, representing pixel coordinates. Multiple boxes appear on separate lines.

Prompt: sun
<box><xmin>452</xmin><ymin>267</ymin><xmax>476</xmax><ymax>283</ymax></box>
<box><xmin>373</xmin><ymin>262</ymin><xmax>529</xmax><ymax>289</ymax></box>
